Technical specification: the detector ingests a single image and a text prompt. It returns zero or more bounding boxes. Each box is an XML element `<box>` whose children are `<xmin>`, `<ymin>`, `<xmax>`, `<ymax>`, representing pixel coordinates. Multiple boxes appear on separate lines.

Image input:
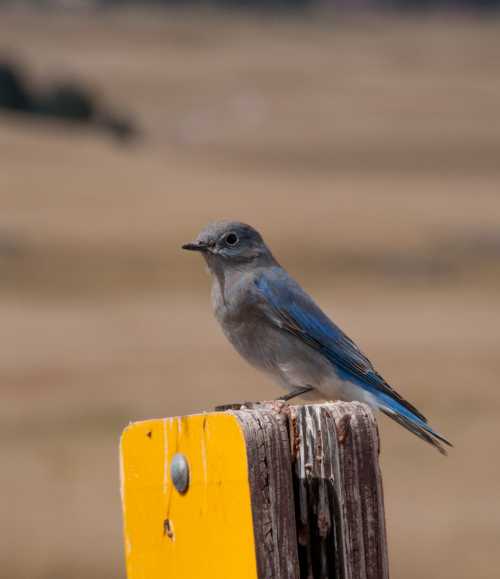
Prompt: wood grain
<box><xmin>219</xmin><ymin>401</ymin><xmax>388</xmax><ymax>579</ymax></box>
<box><xmin>289</xmin><ymin>402</ymin><xmax>389</xmax><ymax>579</ymax></box>
<box><xmin>232</xmin><ymin>405</ymin><xmax>301</xmax><ymax>579</ymax></box>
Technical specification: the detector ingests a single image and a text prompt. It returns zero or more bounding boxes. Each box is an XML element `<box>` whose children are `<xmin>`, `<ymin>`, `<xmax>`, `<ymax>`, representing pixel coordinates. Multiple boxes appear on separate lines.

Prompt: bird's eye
<box><xmin>225</xmin><ymin>233</ymin><xmax>239</xmax><ymax>246</ymax></box>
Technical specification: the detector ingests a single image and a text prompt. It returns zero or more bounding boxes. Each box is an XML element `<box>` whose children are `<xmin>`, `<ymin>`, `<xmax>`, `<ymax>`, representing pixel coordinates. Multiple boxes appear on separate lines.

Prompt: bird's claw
<box><xmin>276</xmin><ymin>385</ymin><xmax>314</xmax><ymax>402</ymax></box>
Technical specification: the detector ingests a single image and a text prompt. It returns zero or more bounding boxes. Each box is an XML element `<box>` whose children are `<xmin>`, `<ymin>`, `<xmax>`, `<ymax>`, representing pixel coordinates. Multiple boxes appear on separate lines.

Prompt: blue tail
<box><xmin>375</xmin><ymin>392</ymin><xmax>452</xmax><ymax>455</ymax></box>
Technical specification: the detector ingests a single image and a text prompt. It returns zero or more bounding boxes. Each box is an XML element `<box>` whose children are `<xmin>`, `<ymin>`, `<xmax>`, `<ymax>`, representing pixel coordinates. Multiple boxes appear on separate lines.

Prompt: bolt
<box><xmin>170</xmin><ymin>453</ymin><xmax>189</xmax><ymax>494</ymax></box>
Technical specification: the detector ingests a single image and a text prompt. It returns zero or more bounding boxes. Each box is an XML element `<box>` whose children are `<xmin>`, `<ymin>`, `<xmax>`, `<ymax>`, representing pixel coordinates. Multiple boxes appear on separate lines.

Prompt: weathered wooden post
<box><xmin>120</xmin><ymin>401</ymin><xmax>389</xmax><ymax>579</ymax></box>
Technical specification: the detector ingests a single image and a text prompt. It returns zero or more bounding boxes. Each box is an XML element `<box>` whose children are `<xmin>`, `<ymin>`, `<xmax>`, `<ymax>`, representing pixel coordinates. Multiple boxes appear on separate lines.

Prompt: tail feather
<box><xmin>380</xmin><ymin>407</ymin><xmax>451</xmax><ymax>455</ymax></box>
<box><xmin>376</xmin><ymin>393</ymin><xmax>452</xmax><ymax>455</ymax></box>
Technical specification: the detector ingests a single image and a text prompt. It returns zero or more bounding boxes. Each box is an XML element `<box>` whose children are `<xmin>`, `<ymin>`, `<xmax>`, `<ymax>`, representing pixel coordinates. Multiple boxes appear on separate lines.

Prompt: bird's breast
<box><xmin>212</xmin><ymin>282</ymin><xmax>276</xmax><ymax>372</ymax></box>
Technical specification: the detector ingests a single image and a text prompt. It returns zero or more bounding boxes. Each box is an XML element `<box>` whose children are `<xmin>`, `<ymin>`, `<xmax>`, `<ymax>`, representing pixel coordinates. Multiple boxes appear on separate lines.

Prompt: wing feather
<box><xmin>255</xmin><ymin>269</ymin><xmax>427</xmax><ymax>423</ymax></box>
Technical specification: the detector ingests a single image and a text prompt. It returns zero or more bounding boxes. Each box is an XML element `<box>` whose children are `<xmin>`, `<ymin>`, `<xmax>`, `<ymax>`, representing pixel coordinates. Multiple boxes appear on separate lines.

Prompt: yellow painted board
<box><xmin>120</xmin><ymin>413</ymin><xmax>258</xmax><ymax>579</ymax></box>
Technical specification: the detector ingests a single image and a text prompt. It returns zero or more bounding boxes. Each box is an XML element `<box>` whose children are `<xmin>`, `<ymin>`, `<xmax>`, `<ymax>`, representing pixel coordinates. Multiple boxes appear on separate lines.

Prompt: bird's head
<box><xmin>182</xmin><ymin>221</ymin><xmax>275</xmax><ymax>273</ymax></box>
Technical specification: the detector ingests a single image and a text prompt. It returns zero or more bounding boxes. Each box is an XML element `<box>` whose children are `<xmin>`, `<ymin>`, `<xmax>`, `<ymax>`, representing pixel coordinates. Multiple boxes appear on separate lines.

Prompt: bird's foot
<box><xmin>275</xmin><ymin>385</ymin><xmax>314</xmax><ymax>402</ymax></box>
<box><xmin>214</xmin><ymin>401</ymin><xmax>257</xmax><ymax>411</ymax></box>
<box><xmin>215</xmin><ymin>400</ymin><xmax>288</xmax><ymax>413</ymax></box>
<box><xmin>215</xmin><ymin>386</ymin><xmax>314</xmax><ymax>412</ymax></box>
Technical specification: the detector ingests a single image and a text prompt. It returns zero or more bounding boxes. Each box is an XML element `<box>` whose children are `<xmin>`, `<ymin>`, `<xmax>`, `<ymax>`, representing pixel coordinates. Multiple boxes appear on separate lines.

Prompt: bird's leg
<box><xmin>214</xmin><ymin>385</ymin><xmax>314</xmax><ymax>411</ymax></box>
<box><xmin>276</xmin><ymin>385</ymin><xmax>314</xmax><ymax>402</ymax></box>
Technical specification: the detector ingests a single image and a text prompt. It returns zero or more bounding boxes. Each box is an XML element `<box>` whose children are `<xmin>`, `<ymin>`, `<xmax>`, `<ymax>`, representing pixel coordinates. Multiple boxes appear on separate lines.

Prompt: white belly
<box><xmin>274</xmin><ymin>357</ymin><xmax>377</xmax><ymax>408</ymax></box>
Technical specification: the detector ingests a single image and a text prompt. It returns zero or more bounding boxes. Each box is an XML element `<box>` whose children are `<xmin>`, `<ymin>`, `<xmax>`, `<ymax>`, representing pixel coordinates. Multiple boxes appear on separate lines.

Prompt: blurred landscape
<box><xmin>1</xmin><ymin>6</ymin><xmax>500</xmax><ymax>579</ymax></box>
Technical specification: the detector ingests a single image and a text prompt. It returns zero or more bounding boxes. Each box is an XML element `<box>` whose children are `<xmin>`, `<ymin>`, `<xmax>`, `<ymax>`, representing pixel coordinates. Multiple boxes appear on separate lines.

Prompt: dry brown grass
<box><xmin>1</xmin><ymin>7</ymin><xmax>500</xmax><ymax>579</ymax></box>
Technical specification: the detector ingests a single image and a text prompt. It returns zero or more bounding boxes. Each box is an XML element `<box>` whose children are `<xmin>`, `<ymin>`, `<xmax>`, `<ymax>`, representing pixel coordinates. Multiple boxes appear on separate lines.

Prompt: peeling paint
<box><xmin>201</xmin><ymin>415</ymin><xmax>208</xmax><ymax>485</ymax></box>
<box><xmin>163</xmin><ymin>418</ymin><xmax>169</xmax><ymax>495</ymax></box>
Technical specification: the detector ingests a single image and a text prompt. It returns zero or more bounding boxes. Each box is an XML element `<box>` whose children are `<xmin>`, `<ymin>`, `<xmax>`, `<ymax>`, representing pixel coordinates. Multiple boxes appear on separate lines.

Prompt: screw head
<box><xmin>170</xmin><ymin>453</ymin><xmax>189</xmax><ymax>494</ymax></box>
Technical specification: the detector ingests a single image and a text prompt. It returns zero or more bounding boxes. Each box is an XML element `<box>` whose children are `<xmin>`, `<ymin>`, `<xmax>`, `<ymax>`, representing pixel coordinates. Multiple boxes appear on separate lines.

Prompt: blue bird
<box><xmin>183</xmin><ymin>221</ymin><xmax>451</xmax><ymax>455</ymax></box>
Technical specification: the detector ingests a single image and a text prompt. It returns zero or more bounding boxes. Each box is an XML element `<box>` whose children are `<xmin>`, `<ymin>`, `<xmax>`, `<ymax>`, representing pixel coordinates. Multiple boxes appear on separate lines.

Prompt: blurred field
<box><xmin>1</xmin><ymin>7</ymin><xmax>500</xmax><ymax>579</ymax></box>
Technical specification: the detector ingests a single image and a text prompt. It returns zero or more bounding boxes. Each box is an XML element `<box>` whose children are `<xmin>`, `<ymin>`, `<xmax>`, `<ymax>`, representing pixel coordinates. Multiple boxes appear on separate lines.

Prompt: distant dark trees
<box><xmin>0</xmin><ymin>61</ymin><xmax>138</xmax><ymax>142</ymax></box>
<box><xmin>0</xmin><ymin>63</ymin><xmax>32</xmax><ymax>112</ymax></box>
<box><xmin>98</xmin><ymin>0</ymin><xmax>499</xmax><ymax>7</ymax></box>
<box><xmin>379</xmin><ymin>0</ymin><xmax>500</xmax><ymax>7</ymax></box>
<box><xmin>0</xmin><ymin>0</ymin><xmax>498</xmax><ymax>8</ymax></box>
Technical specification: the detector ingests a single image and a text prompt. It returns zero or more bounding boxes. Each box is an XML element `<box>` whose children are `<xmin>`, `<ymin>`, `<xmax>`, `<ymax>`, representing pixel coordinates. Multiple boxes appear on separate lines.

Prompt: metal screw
<box><xmin>170</xmin><ymin>453</ymin><xmax>189</xmax><ymax>494</ymax></box>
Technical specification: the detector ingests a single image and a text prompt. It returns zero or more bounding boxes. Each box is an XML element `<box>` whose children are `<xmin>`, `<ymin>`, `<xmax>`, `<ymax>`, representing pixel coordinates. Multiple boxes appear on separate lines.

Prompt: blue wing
<box><xmin>255</xmin><ymin>267</ymin><xmax>452</xmax><ymax>454</ymax></box>
<box><xmin>255</xmin><ymin>267</ymin><xmax>425</xmax><ymax>418</ymax></box>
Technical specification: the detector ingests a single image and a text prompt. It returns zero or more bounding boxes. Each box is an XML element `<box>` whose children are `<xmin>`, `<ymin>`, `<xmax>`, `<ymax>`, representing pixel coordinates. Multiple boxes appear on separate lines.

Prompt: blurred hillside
<box><xmin>1</xmin><ymin>8</ymin><xmax>500</xmax><ymax>579</ymax></box>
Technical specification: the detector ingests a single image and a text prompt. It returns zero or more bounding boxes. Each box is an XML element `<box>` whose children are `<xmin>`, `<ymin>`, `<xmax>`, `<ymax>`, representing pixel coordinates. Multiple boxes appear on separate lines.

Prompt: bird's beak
<box><xmin>181</xmin><ymin>242</ymin><xmax>208</xmax><ymax>252</ymax></box>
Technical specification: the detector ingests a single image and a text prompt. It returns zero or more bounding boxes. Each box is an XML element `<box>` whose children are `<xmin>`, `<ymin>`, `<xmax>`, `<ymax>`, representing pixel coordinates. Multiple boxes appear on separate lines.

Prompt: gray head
<box><xmin>182</xmin><ymin>221</ymin><xmax>276</xmax><ymax>272</ymax></box>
